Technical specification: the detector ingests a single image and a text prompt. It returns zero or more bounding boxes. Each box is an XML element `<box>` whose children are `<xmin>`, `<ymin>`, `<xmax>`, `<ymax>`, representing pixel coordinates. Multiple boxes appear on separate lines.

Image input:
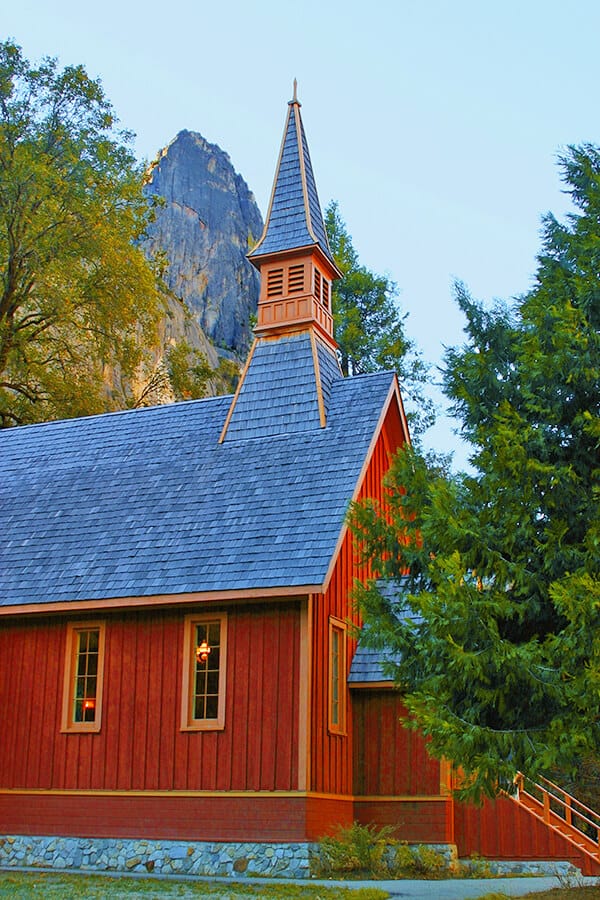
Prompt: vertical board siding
<box><xmin>354</xmin><ymin>799</ymin><xmax>450</xmax><ymax>843</ymax></box>
<box><xmin>0</xmin><ymin>793</ymin><xmax>312</xmax><ymax>842</ymax></box>
<box><xmin>352</xmin><ymin>691</ymin><xmax>441</xmax><ymax>796</ymax></box>
<box><xmin>310</xmin><ymin>402</ymin><xmax>406</xmax><ymax>800</ymax></box>
<box><xmin>0</xmin><ymin>602</ymin><xmax>300</xmax><ymax>793</ymax></box>
<box><xmin>454</xmin><ymin>795</ymin><xmax>596</xmax><ymax>873</ymax></box>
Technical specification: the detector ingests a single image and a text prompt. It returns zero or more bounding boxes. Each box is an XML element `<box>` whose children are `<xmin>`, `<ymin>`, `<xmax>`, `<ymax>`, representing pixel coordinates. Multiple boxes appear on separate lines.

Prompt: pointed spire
<box><xmin>249</xmin><ymin>84</ymin><xmax>337</xmax><ymax>268</ymax></box>
<box><xmin>220</xmin><ymin>88</ymin><xmax>344</xmax><ymax>443</ymax></box>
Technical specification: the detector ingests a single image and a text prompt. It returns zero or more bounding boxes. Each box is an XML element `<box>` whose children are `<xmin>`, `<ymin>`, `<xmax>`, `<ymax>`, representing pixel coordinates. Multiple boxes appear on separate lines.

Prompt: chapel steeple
<box><xmin>248</xmin><ymin>82</ymin><xmax>341</xmax><ymax>350</ymax></box>
<box><xmin>219</xmin><ymin>87</ymin><xmax>342</xmax><ymax>444</ymax></box>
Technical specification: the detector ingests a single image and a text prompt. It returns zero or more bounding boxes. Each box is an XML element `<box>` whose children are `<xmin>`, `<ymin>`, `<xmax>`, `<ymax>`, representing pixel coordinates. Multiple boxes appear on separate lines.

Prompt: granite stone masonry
<box><xmin>0</xmin><ymin>836</ymin><xmax>315</xmax><ymax>878</ymax></box>
<box><xmin>0</xmin><ymin>835</ymin><xmax>580</xmax><ymax>879</ymax></box>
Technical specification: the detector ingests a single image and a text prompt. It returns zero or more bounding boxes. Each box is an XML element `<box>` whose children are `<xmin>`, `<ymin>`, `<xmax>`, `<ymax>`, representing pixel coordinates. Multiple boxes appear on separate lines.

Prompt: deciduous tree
<box><xmin>0</xmin><ymin>41</ymin><xmax>164</xmax><ymax>425</ymax></box>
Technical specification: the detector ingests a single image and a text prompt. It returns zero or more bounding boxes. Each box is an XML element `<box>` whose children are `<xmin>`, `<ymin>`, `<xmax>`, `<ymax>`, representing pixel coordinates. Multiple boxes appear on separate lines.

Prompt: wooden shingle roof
<box><xmin>0</xmin><ymin>334</ymin><xmax>397</xmax><ymax>608</ymax></box>
<box><xmin>248</xmin><ymin>86</ymin><xmax>336</xmax><ymax>267</ymax></box>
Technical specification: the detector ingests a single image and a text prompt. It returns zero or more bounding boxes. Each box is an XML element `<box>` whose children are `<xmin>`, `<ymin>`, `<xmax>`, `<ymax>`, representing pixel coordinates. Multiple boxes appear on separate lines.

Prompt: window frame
<box><xmin>181</xmin><ymin>612</ymin><xmax>228</xmax><ymax>732</ymax></box>
<box><xmin>61</xmin><ymin>621</ymin><xmax>106</xmax><ymax>734</ymax></box>
<box><xmin>328</xmin><ymin>616</ymin><xmax>347</xmax><ymax>735</ymax></box>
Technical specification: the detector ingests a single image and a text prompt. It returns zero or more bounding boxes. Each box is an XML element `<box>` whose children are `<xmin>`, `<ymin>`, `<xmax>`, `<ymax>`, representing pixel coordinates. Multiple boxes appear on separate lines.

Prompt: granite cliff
<box><xmin>143</xmin><ymin>130</ymin><xmax>263</xmax><ymax>359</ymax></box>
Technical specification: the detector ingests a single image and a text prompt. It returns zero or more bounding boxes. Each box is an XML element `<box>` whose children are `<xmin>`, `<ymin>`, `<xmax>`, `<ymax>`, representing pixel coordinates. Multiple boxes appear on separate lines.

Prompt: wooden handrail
<box><xmin>537</xmin><ymin>774</ymin><xmax>600</xmax><ymax>823</ymax></box>
<box><xmin>516</xmin><ymin>771</ymin><xmax>600</xmax><ymax>847</ymax></box>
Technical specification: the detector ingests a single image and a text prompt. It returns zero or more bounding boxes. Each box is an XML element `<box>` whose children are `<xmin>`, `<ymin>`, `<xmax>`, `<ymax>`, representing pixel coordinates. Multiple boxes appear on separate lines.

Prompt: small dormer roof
<box><xmin>249</xmin><ymin>82</ymin><xmax>336</xmax><ymax>268</ymax></box>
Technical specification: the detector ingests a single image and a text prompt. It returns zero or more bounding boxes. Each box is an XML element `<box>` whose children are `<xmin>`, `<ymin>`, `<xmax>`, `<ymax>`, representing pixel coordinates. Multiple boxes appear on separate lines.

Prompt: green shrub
<box><xmin>391</xmin><ymin>842</ymin><xmax>448</xmax><ymax>877</ymax></box>
<box><xmin>457</xmin><ymin>853</ymin><xmax>494</xmax><ymax>878</ymax></box>
<box><xmin>312</xmin><ymin>823</ymin><xmax>452</xmax><ymax>879</ymax></box>
<box><xmin>312</xmin><ymin>822</ymin><xmax>397</xmax><ymax>877</ymax></box>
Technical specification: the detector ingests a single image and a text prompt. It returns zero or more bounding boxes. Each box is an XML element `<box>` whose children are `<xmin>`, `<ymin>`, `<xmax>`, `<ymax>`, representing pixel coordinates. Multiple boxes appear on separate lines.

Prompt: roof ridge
<box><xmin>345</xmin><ymin>370</ymin><xmax>396</xmax><ymax>379</ymax></box>
<box><xmin>0</xmin><ymin>395</ymin><xmax>233</xmax><ymax>434</ymax></box>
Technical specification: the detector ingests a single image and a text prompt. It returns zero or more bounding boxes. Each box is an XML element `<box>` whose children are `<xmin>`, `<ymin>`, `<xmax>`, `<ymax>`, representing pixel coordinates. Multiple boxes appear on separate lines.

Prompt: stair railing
<box><xmin>515</xmin><ymin>772</ymin><xmax>600</xmax><ymax>852</ymax></box>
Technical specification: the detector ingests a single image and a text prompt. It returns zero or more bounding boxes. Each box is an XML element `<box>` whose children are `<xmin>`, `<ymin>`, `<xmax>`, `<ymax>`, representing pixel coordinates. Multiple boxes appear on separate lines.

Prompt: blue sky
<box><xmin>5</xmin><ymin>0</ymin><xmax>600</xmax><ymax>467</ymax></box>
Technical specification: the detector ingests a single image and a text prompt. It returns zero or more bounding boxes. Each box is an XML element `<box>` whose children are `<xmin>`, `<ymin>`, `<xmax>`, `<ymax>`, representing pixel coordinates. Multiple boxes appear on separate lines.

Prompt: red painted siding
<box><xmin>352</xmin><ymin>691</ymin><xmax>441</xmax><ymax>796</ymax></box>
<box><xmin>0</xmin><ymin>792</ymin><xmax>311</xmax><ymax>842</ymax></box>
<box><xmin>354</xmin><ymin>799</ymin><xmax>451</xmax><ymax>843</ymax></box>
<box><xmin>0</xmin><ymin>602</ymin><xmax>300</xmax><ymax>795</ymax></box>
<box><xmin>454</xmin><ymin>795</ymin><xmax>598</xmax><ymax>873</ymax></box>
<box><xmin>310</xmin><ymin>526</ymin><xmax>357</xmax><ymax>799</ymax></box>
<box><xmin>309</xmin><ymin>399</ymin><xmax>406</xmax><ymax>803</ymax></box>
<box><xmin>306</xmin><ymin>796</ymin><xmax>354</xmax><ymax>839</ymax></box>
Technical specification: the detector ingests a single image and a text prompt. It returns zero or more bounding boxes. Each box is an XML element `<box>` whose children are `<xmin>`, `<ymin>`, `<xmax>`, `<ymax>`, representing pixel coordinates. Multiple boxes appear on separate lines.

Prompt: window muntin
<box><xmin>328</xmin><ymin>617</ymin><xmax>347</xmax><ymax>734</ymax></box>
<box><xmin>61</xmin><ymin>622</ymin><xmax>105</xmax><ymax>733</ymax></box>
<box><xmin>181</xmin><ymin>613</ymin><xmax>227</xmax><ymax>731</ymax></box>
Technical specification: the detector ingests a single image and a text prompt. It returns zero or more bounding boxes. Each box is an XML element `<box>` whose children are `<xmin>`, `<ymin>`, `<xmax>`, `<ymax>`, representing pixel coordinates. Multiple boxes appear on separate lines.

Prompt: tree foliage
<box><xmin>151</xmin><ymin>340</ymin><xmax>239</xmax><ymax>405</ymax></box>
<box><xmin>325</xmin><ymin>201</ymin><xmax>434</xmax><ymax>436</ymax></box>
<box><xmin>351</xmin><ymin>145</ymin><xmax>600</xmax><ymax>799</ymax></box>
<box><xmin>0</xmin><ymin>41</ymin><xmax>165</xmax><ymax>425</ymax></box>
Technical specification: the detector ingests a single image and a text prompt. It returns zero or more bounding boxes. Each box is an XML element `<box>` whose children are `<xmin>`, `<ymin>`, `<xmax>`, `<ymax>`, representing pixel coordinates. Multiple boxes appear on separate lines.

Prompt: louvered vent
<box><xmin>322</xmin><ymin>279</ymin><xmax>330</xmax><ymax>310</ymax></box>
<box><xmin>314</xmin><ymin>269</ymin><xmax>322</xmax><ymax>299</ymax></box>
<box><xmin>288</xmin><ymin>264</ymin><xmax>304</xmax><ymax>294</ymax></box>
<box><xmin>267</xmin><ymin>268</ymin><xmax>284</xmax><ymax>298</ymax></box>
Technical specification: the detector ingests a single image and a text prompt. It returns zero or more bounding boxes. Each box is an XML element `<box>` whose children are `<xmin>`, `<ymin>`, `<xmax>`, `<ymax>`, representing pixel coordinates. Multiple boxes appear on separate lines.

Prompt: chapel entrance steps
<box><xmin>512</xmin><ymin>772</ymin><xmax>600</xmax><ymax>875</ymax></box>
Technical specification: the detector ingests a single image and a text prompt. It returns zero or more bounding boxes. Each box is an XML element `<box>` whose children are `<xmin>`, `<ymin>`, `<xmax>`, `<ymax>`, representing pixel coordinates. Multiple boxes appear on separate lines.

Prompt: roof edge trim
<box><xmin>294</xmin><ymin>101</ymin><xmax>319</xmax><ymax>247</ymax></box>
<box><xmin>0</xmin><ymin>584</ymin><xmax>325</xmax><ymax>617</ymax></box>
<box><xmin>248</xmin><ymin>103</ymin><xmax>293</xmax><ymax>258</ymax></box>
<box><xmin>310</xmin><ymin>331</ymin><xmax>327</xmax><ymax>427</ymax></box>
<box><xmin>321</xmin><ymin>375</ymin><xmax>408</xmax><ymax>594</ymax></box>
<box><xmin>218</xmin><ymin>339</ymin><xmax>258</xmax><ymax>443</ymax></box>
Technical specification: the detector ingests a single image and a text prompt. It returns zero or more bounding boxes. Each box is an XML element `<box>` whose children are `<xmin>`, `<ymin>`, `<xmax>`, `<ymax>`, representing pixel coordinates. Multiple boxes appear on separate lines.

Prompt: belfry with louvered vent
<box><xmin>248</xmin><ymin>81</ymin><xmax>341</xmax><ymax>350</ymax></box>
<box><xmin>219</xmin><ymin>84</ymin><xmax>344</xmax><ymax>442</ymax></box>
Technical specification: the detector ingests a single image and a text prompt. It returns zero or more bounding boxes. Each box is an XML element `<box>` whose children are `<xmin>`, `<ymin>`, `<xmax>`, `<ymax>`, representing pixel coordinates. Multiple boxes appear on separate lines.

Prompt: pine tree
<box><xmin>351</xmin><ymin>145</ymin><xmax>600</xmax><ymax>798</ymax></box>
<box><xmin>325</xmin><ymin>201</ymin><xmax>434</xmax><ymax>436</ymax></box>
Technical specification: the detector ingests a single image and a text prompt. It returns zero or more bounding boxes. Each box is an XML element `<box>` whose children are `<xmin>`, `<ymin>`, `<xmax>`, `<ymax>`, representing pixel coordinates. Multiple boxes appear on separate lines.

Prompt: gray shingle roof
<box><xmin>249</xmin><ymin>99</ymin><xmax>335</xmax><ymax>265</ymax></box>
<box><xmin>224</xmin><ymin>333</ymin><xmax>341</xmax><ymax>441</ymax></box>
<box><xmin>348</xmin><ymin>645</ymin><xmax>401</xmax><ymax>684</ymax></box>
<box><xmin>0</xmin><ymin>335</ymin><xmax>394</xmax><ymax>607</ymax></box>
<box><xmin>348</xmin><ymin>581</ymin><xmax>420</xmax><ymax>684</ymax></box>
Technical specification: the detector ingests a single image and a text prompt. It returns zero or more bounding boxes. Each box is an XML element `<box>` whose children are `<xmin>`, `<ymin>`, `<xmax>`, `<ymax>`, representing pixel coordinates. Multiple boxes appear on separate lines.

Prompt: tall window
<box><xmin>61</xmin><ymin>622</ymin><xmax>106</xmax><ymax>733</ymax></box>
<box><xmin>181</xmin><ymin>613</ymin><xmax>227</xmax><ymax>731</ymax></box>
<box><xmin>329</xmin><ymin>617</ymin><xmax>347</xmax><ymax>734</ymax></box>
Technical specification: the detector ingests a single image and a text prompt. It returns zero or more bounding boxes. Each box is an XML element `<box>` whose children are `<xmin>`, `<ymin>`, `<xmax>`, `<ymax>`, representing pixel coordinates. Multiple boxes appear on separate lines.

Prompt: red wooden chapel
<box><xmin>0</xmin><ymin>87</ymin><xmax>596</xmax><ymax>876</ymax></box>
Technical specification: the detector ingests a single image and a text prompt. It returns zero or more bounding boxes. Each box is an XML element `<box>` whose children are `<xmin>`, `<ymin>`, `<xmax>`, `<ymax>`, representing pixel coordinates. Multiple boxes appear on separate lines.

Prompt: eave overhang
<box><xmin>0</xmin><ymin>583</ymin><xmax>325</xmax><ymax>618</ymax></box>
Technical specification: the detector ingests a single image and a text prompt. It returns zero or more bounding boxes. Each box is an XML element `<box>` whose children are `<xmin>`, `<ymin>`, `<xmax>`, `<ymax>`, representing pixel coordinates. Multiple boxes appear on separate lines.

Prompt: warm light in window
<box><xmin>196</xmin><ymin>640</ymin><xmax>211</xmax><ymax>664</ymax></box>
<box><xmin>83</xmin><ymin>699</ymin><xmax>95</xmax><ymax>711</ymax></box>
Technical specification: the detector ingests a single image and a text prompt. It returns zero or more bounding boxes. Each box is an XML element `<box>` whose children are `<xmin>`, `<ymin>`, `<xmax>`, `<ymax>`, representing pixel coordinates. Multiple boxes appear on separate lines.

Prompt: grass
<box><xmin>480</xmin><ymin>888</ymin><xmax>600</xmax><ymax>900</ymax></box>
<box><xmin>0</xmin><ymin>870</ymin><xmax>390</xmax><ymax>899</ymax></box>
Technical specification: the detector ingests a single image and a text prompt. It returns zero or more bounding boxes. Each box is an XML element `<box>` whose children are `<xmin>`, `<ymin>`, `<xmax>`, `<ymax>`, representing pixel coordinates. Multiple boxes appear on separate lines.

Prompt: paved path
<box><xmin>6</xmin><ymin>867</ymin><xmax>600</xmax><ymax>899</ymax></box>
<box><xmin>274</xmin><ymin>874</ymin><xmax>598</xmax><ymax>898</ymax></box>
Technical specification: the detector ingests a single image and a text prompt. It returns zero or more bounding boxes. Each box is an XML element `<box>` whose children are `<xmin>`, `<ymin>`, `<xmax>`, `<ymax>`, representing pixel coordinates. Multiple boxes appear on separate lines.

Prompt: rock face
<box><xmin>143</xmin><ymin>130</ymin><xmax>263</xmax><ymax>355</ymax></box>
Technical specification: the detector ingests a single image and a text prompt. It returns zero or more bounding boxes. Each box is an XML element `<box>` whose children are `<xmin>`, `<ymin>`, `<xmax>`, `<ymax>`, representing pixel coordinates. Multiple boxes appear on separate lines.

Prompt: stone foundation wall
<box><xmin>0</xmin><ymin>834</ymin><xmax>580</xmax><ymax>879</ymax></box>
<box><xmin>0</xmin><ymin>835</ymin><xmax>314</xmax><ymax>878</ymax></box>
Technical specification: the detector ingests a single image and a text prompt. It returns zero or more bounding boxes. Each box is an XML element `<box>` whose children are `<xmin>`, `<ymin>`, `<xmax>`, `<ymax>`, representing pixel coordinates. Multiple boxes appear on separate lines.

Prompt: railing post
<box><xmin>543</xmin><ymin>790</ymin><xmax>551</xmax><ymax>824</ymax></box>
<box><xmin>514</xmin><ymin>772</ymin><xmax>524</xmax><ymax>797</ymax></box>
